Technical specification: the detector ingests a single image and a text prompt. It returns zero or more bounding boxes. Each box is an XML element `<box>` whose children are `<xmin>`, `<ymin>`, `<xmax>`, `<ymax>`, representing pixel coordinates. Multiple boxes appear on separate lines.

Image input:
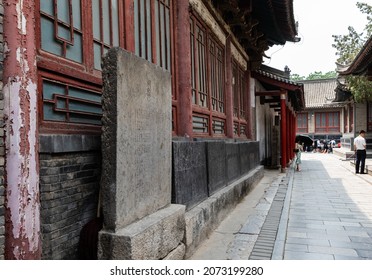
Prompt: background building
<box><xmin>296</xmin><ymin>79</ymin><xmax>344</xmax><ymax>143</ymax></box>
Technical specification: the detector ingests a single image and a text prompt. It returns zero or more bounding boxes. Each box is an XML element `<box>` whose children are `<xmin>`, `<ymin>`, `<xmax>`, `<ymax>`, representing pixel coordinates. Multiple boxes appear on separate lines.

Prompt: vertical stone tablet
<box><xmin>101</xmin><ymin>48</ymin><xmax>171</xmax><ymax>230</ymax></box>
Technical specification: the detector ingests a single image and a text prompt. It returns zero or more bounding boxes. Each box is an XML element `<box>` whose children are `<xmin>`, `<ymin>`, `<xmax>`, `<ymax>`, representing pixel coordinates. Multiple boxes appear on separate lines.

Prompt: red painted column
<box><xmin>290</xmin><ymin>111</ymin><xmax>294</xmax><ymax>159</ymax></box>
<box><xmin>245</xmin><ymin>70</ymin><xmax>252</xmax><ymax>139</ymax></box>
<box><xmin>289</xmin><ymin>109</ymin><xmax>292</xmax><ymax>160</ymax></box>
<box><xmin>175</xmin><ymin>0</ymin><xmax>193</xmax><ymax>138</ymax></box>
<box><xmin>287</xmin><ymin>109</ymin><xmax>290</xmax><ymax>162</ymax></box>
<box><xmin>3</xmin><ymin>1</ymin><xmax>41</xmax><ymax>259</ymax></box>
<box><xmin>225</xmin><ymin>37</ymin><xmax>234</xmax><ymax>138</ymax></box>
<box><xmin>280</xmin><ymin>92</ymin><xmax>287</xmax><ymax>171</ymax></box>
<box><xmin>124</xmin><ymin>0</ymin><xmax>135</xmax><ymax>52</ymax></box>
<box><xmin>293</xmin><ymin>112</ymin><xmax>296</xmax><ymax>156</ymax></box>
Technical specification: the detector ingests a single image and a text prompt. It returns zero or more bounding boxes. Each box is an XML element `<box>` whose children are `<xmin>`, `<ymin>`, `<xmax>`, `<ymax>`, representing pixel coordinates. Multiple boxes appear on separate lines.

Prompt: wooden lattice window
<box><xmin>92</xmin><ymin>0</ymin><xmax>121</xmax><ymax>70</ymax></box>
<box><xmin>315</xmin><ymin>112</ymin><xmax>340</xmax><ymax>133</ymax></box>
<box><xmin>232</xmin><ymin>60</ymin><xmax>247</xmax><ymax>137</ymax></box>
<box><xmin>190</xmin><ymin>13</ymin><xmax>226</xmax><ymax>137</ymax></box>
<box><xmin>367</xmin><ymin>103</ymin><xmax>372</xmax><ymax>132</ymax></box>
<box><xmin>42</xmin><ymin>77</ymin><xmax>102</xmax><ymax>125</ymax></box>
<box><xmin>296</xmin><ymin>113</ymin><xmax>308</xmax><ymax>133</ymax></box>
<box><xmin>38</xmin><ymin>1</ymin><xmax>174</xmax><ymax>132</ymax></box>
<box><xmin>191</xmin><ymin>18</ymin><xmax>208</xmax><ymax>108</ymax></box>
<box><xmin>209</xmin><ymin>39</ymin><xmax>224</xmax><ymax>113</ymax></box>
<box><xmin>40</xmin><ymin>0</ymin><xmax>83</xmax><ymax>63</ymax></box>
<box><xmin>134</xmin><ymin>0</ymin><xmax>172</xmax><ymax>71</ymax></box>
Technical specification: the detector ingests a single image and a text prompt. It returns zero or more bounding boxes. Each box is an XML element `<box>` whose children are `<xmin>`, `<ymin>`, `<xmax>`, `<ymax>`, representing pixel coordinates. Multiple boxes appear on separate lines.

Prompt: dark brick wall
<box><xmin>40</xmin><ymin>151</ymin><xmax>101</xmax><ymax>259</ymax></box>
<box><xmin>0</xmin><ymin>0</ymin><xmax>5</xmax><ymax>260</ymax></box>
<box><xmin>172</xmin><ymin>140</ymin><xmax>260</xmax><ymax>209</ymax></box>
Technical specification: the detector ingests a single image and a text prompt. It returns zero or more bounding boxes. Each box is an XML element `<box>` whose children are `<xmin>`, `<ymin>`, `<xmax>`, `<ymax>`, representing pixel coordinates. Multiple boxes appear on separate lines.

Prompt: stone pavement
<box><xmin>188</xmin><ymin>152</ymin><xmax>372</xmax><ymax>260</ymax></box>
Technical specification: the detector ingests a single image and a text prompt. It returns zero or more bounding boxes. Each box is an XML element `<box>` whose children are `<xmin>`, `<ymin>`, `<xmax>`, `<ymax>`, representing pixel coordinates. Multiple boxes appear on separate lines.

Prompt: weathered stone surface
<box><xmin>239</xmin><ymin>142</ymin><xmax>252</xmax><ymax>174</ymax></box>
<box><xmin>172</xmin><ymin>141</ymin><xmax>208</xmax><ymax>209</ymax></box>
<box><xmin>206</xmin><ymin>141</ymin><xmax>227</xmax><ymax>195</ymax></box>
<box><xmin>184</xmin><ymin>166</ymin><xmax>264</xmax><ymax>258</ymax></box>
<box><xmin>226</xmin><ymin>143</ymin><xmax>241</xmax><ymax>183</ymax></box>
<box><xmin>163</xmin><ymin>243</ymin><xmax>186</xmax><ymax>260</ymax></box>
<box><xmin>98</xmin><ymin>204</ymin><xmax>185</xmax><ymax>260</ymax></box>
<box><xmin>101</xmin><ymin>48</ymin><xmax>171</xmax><ymax>230</ymax></box>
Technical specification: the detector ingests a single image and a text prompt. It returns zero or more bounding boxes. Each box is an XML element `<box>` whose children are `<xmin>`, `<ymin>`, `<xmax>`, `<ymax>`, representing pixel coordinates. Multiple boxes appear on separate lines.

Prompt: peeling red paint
<box><xmin>3</xmin><ymin>1</ymin><xmax>41</xmax><ymax>259</ymax></box>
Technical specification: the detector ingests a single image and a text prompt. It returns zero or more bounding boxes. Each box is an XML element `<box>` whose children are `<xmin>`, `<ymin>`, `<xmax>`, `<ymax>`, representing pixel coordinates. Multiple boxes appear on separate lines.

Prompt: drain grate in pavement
<box><xmin>248</xmin><ymin>175</ymin><xmax>290</xmax><ymax>260</ymax></box>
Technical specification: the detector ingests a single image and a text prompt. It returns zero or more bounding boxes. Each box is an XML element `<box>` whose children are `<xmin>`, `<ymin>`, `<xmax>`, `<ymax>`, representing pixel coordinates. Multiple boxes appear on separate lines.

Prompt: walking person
<box><xmin>354</xmin><ymin>130</ymin><xmax>367</xmax><ymax>174</ymax></box>
<box><xmin>294</xmin><ymin>140</ymin><xmax>303</xmax><ymax>171</ymax></box>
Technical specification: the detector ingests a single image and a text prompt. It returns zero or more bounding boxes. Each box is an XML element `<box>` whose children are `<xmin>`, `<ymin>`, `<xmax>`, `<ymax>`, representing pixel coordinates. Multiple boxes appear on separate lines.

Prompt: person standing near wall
<box><xmin>354</xmin><ymin>130</ymin><xmax>367</xmax><ymax>174</ymax></box>
<box><xmin>294</xmin><ymin>140</ymin><xmax>303</xmax><ymax>171</ymax></box>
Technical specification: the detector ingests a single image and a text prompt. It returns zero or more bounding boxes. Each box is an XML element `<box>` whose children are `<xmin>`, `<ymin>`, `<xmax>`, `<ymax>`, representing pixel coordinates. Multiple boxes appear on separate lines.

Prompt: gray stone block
<box><xmin>206</xmin><ymin>141</ymin><xmax>227</xmax><ymax>195</ymax></box>
<box><xmin>172</xmin><ymin>141</ymin><xmax>208</xmax><ymax>209</ymax></box>
<box><xmin>101</xmin><ymin>48</ymin><xmax>172</xmax><ymax>230</ymax></box>
<box><xmin>98</xmin><ymin>204</ymin><xmax>185</xmax><ymax>260</ymax></box>
<box><xmin>239</xmin><ymin>142</ymin><xmax>251</xmax><ymax>174</ymax></box>
<box><xmin>184</xmin><ymin>166</ymin><xmax>264</xmax><ymax>258</ymax></box>
<box><xmin>163</xmin><ymin>243</ymin><xmax>186</xmax><ymax>260</ymax></box>
<box><xmin>226</xmin><ymin>143</ymin><xmax>241</xmax><ymax>183</ymax></box>
<box><xmin>39</xmin><ymin>135</ymin><xmax>100</xmax><ymax>153</ymax></box>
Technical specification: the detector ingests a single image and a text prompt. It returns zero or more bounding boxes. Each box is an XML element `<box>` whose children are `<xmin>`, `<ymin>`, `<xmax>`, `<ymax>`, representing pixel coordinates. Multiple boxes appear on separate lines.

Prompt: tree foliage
<box><xmin>290</xmin><ymin>71</ymin><xmax>337</xmax><ymax>81</ymax></box>
<box><xmin>332</xmin><ymin>2</ymin><xmax>372</xmax><ymax>102</ymax></box>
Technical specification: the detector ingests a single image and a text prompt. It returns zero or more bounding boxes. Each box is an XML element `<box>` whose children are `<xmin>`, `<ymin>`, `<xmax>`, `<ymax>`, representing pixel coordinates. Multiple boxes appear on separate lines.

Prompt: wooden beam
<box><xmin>255</xmin><ymin>90</ymin><xmax>282</xmax><ymax>96</ymax></box>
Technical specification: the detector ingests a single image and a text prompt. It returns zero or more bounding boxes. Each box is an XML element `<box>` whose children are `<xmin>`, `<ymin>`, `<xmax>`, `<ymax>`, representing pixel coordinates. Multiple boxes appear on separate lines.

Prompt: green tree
<box><xmin>290</xmin><ymin>71</ymin><xmax>336</xmax><ymax>81</ymax></box>
<box><xmin>332</xmin><ymin>2</ymin><xmax>372</xmax><ymax>102</ymax></box>
<box><xmin>290</xmin><ymin>73</ymin><xmax>305</xmax><ymax>81</ymax></box>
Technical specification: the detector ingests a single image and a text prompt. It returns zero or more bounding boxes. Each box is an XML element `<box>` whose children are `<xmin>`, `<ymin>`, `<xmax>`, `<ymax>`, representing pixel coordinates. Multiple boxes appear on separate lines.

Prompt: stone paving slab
<box><xmin>274</xmin><ymin>153</ymin><xmax>372</xmax><ymax>260</ymax></box>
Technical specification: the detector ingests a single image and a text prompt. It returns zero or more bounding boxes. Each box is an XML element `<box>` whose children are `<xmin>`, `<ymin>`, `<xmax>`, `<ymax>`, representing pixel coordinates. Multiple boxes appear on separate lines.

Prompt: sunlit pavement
<box><xmin>279</xmin><ymin>152</ymin><xmax>372</xmax><ymax>260</ymax></box>
<box><xmin>188</xmin><ymin>152</ymin><xmax>372</xmax><ymax>260</ymax></box>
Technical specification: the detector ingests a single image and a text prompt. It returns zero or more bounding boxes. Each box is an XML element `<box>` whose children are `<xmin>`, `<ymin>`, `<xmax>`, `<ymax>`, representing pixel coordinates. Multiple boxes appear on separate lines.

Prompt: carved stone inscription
<box><xmin>102</xmin><ymin>48</ymin><xmax>171</xmax><ymax>230</ymax></box>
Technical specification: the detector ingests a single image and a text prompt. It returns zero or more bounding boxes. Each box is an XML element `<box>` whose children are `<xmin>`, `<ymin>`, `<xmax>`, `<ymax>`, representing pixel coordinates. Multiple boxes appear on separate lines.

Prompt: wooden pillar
<box><xmin>287</xmin><ymin>107</ymin><xmax>291</xmax><ymax>162</ymax></box>
<box><xmin>3</xmin><ymin>0</ymin><xmax>41</xmax><ymax>259</ymax></box>
<box><xmin>225</xmin><ymin>37</ymin><xmax>234</xmax><ymax>138</ymax></box>
<box><xmin>245</xmin><ymin>70</ymin><xmax>252</xmax><ymax>139</ymax></box>
<box><xmin>280</xmin><ymin>92</ymin><xmax>287</xmax><ymax>171</ymax></box>
<box><xmin>289</xmin><ymin>110</ymin><xmax>293</xmax><ymax>159</ymax></box>
<box><xmin>293</xmin><ymin>112</ymin><xmax>297</xmax><ymax>155</ymax></box>
<box><xmin>124</xmin><ymin>0</ymin><xmax>135</xmax><ymax>52</ymax></box>
<box><xmin>176</xmin><ymin>0</ymin><xmax>193</xmax><ymax>137</ymax></box>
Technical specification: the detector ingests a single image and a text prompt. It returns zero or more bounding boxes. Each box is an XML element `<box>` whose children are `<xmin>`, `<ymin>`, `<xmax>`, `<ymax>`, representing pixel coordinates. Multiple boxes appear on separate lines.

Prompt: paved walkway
<box><xmin>280</xmin><ymin>152</ymin><xmax>372</xmax><ymax>260</ymax></box>
<box><xmin>189</xmin><ymin>152</ymin><xmax>372</xmax><ymax>260</ymax></box>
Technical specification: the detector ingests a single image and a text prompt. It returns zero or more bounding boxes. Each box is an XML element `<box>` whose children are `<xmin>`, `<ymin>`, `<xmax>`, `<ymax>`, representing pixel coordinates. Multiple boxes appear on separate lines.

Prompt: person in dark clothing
<box><xmin>354</xmin><ymin>130</ymin><xmax>367</xmax><ymax>174</ymax></box>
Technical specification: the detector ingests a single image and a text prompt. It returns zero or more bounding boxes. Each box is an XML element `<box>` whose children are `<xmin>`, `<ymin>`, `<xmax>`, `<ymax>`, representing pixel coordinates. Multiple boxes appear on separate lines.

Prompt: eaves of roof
<box><xmin>339</xmin><ymin>36</ymin><xmax>372</xmax><ymax>77</ymax></box>
<box><xmin>252</xmin><ymin>67</ymin><xmax>305</xmax><ymax>111</ymax></box>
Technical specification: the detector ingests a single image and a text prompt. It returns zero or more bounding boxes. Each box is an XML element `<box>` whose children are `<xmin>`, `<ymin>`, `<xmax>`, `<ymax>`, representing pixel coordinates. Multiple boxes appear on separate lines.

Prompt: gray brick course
<box><xmin>40</xmin><ymin>151</ymin><xmax>101</xmax><ymax>260</ymax></box>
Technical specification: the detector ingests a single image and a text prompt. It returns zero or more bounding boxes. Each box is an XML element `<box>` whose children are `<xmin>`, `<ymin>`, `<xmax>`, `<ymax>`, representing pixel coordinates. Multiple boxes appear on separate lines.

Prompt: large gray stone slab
<box><xmin>206</xmin><ymin>141</ymin><xmax>227</xmax><ymax>195</ymax></box>
<box><xmin>172</xmin><ymin>141</ymin><xmax>208</xmax><ymax>209</ymax></box>
<box><xmin>226</xmin><ymin>143</ymin><xmax>241</xmax><ymax>183</ymax></box>
<box><xmin>98</xmin><ymin>204</ymin><xmax>185</xmax><ymax>260</ymax></box>
<box><xmin>101</xmin><ymin>48</ymin><xmax>171</xmax><ymax>230</ymax></box>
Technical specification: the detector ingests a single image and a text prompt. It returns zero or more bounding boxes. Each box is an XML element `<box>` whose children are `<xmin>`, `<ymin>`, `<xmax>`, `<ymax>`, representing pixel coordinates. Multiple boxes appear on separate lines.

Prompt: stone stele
<box><xmin>99</xmin><ymin>48</ymin><xmax>185</xmax><ymax>259</ymax></box>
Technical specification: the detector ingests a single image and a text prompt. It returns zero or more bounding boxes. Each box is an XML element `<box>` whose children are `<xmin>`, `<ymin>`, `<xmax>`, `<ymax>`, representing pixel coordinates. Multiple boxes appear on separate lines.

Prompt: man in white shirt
<box><xmin>354</xmin><ymin>130</ymin><xmax>367</xmax><ymax>174</ymax></box>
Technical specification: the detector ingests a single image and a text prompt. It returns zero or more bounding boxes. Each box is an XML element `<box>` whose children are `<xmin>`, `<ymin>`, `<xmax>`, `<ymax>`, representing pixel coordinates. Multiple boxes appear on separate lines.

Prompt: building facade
<box><xmin>296</xmin><ymin>79</ymin><xmax>345</xmax><ymax>142</ymax></box>
<box><xmin>338</xmin><ymin>37</ymin><xmax>372</xmax><ymax>151</ymax></box>
<box><xmin>2</xmin><ymin>0</ymin><xmax>302</xmax><ymax>259</ymax></box>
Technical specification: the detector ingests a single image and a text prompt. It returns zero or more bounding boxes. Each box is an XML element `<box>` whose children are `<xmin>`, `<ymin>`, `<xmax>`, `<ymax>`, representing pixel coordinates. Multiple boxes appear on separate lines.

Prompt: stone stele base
<box><xmin>98</xmin><ymin>204</ymin><xmax>185</xmax><ymax>260</ymax></box>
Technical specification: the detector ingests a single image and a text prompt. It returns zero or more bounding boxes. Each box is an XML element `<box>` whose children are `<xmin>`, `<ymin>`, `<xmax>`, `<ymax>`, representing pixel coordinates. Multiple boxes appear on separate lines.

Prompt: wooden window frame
<box><xmin>296</xmin><ymin>112</ymin><xmax>308</xmax><ymax>133</ymax></box>
<box><xmin>36</xmin><ymin>0</ymin><xmax>175</xmax><ymax>134</ymax></box>
<box><xmin>190</xmin><ymin>12</ymin><xmax>226</xmax><ymax>138</ymax></box>
<box><xmin>315</xmin><ymin>111</ymin><xmax>340</xmax><ymax>134</ymax></box>
<box><xmin>232</xmin><ymin>59</ymin><xmax>247</xmax><ymax>138</ymax></box>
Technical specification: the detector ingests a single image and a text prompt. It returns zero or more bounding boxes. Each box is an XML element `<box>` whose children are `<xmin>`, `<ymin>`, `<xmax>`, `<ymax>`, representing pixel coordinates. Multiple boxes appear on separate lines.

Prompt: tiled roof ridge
<box><xmin>255</xmin><ymin>68</ymin><xmax>303</xmax><ymax>86</ymax></box>
<box><xmin>297</xmin><ymin>78</ymin><xmax>337</xmax><ymax>83</ymax></box>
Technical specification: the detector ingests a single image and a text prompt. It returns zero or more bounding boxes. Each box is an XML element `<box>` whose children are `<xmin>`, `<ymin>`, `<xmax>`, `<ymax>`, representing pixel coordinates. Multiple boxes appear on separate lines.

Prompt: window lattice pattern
<box><xmin>43</xmin><ymin>79</ymin><xmax>102</xmax><ymax>125</ymax></box>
